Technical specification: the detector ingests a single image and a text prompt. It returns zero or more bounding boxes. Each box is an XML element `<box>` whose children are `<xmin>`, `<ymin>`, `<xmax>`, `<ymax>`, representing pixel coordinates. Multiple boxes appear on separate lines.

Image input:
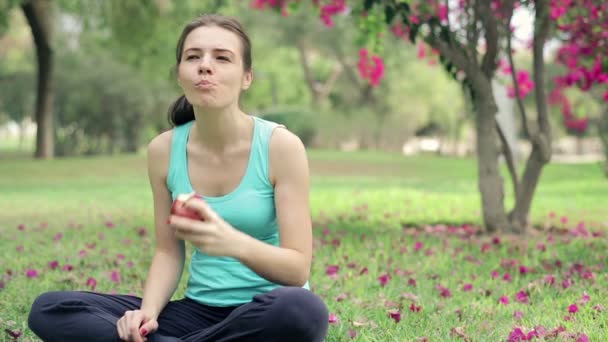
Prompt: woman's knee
<box><xmin>28</xmin><ymin>291</ymin><xmax>68</xmax><ymax>336</ymax></box>
<box><xmin>273</xmin><ymin>287</ymin><xmax>329</xmax><ymax>336</ymax></box>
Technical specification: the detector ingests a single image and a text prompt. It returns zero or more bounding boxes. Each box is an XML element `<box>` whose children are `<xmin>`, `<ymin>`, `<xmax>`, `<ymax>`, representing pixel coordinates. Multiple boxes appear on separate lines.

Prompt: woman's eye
<box><xmin>186</xmin><ymin>55</ymin><xmax>199</xmax><ymax>60</ymax></box>
<box><xmin>217</xmin><ymin>56</ymin><xmax>230</xmax><ymax>61</ymax></box>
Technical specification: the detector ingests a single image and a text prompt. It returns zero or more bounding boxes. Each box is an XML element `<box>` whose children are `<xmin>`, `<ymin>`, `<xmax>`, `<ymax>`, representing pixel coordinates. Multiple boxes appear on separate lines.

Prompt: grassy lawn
<box><xmin>1</xmin><ymin>150</ymin><xmax>606</xmax><ymax>341</ymax></box>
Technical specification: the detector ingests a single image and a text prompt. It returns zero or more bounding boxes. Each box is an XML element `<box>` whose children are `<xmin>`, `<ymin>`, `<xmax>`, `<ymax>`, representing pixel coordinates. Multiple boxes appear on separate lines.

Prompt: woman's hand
<box><xmin>116</xmin><ymin>309</ymin><xmax>158</xmax><ymax>342</ymax></box>
<box><xmin>169</xmin><ymin>197</ymin><xmax>246</xmax><ymax>258</ymax></box>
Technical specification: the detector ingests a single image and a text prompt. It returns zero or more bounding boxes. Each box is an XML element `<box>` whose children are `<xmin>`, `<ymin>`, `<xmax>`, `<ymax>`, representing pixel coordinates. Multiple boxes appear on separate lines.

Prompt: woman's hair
<box><xmin>167</xmin><ymin>14</ymin><xmax>252</xmax><ymax>127</ymax></box>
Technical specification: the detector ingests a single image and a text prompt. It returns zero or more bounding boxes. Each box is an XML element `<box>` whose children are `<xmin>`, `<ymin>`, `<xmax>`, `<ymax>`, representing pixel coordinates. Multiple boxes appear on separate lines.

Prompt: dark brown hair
<box><xmin>167</xmin><ymin>14</ymin><xmax>252</xmax><ymax>126</ymax></box>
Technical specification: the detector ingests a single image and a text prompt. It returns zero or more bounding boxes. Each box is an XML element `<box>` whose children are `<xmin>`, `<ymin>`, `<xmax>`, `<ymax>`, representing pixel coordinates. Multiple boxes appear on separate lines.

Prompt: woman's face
<box><xmin>177</xmin><ymin>25</ymin><xmax>252</xmax><ymax>110</ymax></box>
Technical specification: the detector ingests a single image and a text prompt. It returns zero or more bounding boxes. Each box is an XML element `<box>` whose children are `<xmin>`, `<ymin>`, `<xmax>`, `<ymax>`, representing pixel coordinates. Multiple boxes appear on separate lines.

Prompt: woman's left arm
<box><xmin>235</xmin><ymin>128</ymin><xmax>313</xmax><ymax>287</ymax></box>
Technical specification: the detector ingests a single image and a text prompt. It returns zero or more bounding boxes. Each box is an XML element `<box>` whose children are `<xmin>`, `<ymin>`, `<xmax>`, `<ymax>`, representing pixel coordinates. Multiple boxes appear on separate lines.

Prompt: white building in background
<box><xmin>0</xmin><ymin>117</ymin><xmax>36</xmax><ymax>141</ymax></box>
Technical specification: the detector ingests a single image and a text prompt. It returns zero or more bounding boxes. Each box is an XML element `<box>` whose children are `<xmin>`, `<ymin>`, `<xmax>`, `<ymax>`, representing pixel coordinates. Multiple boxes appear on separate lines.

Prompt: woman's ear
<box><xmin>242</xmin><ymin>70</ymin><xmax>253</xmax><ymax>90</ymax></box>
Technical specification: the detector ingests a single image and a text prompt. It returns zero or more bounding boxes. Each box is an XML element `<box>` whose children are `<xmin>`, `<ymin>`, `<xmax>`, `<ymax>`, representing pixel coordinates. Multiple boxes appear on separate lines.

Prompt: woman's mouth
<box><xmin>195</xmin><ymin>80</ymin><xmax>216</xmax><ymax>90</ymax></box>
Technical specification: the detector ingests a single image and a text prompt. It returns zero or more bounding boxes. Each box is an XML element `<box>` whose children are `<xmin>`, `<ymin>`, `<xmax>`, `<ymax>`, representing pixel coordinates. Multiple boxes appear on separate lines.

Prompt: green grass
<box><xmin>1</xmin><ymin>150</ymin><xmax>607</xmax><ymax>341</ymax></box>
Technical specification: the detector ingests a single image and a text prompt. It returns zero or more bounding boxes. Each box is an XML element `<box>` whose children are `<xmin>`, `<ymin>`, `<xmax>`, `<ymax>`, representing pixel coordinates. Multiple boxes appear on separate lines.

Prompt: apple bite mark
<box><xmin>170</xmin><ymin>192</ymin><xmax>205</xmax><ymax>221</ymax></box>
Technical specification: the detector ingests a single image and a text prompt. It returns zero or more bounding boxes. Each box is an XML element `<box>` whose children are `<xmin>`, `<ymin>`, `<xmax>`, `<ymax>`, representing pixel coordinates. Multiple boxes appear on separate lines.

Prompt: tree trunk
<box><xmin>22</xmin><ymin>0</ymin><xmax>55</xmax><ymax>159</ymax></box>
<box><xmin>508</xmin><ymin>0</ymin><xmax>553</xmax><ymax>232</ymax></box>
<box><xmin>472</xmin><ymin>85</ymin><xmax>510</xmax><ymax>232</ymax></box>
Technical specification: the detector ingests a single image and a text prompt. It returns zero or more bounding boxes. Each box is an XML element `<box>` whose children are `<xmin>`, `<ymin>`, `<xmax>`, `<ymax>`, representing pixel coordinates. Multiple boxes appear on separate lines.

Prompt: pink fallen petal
<box><xmin>507</xmin><ymin>327</ymin><xmax>526</xmax><ymax>342</ymax></box>
<box><xmin>378</xmin><ymin>273</ymin><xmax>391</xmax><ymax>286</ymax></box>
<box><xmin>25</xmin><ymin>269</ymin><xmax>38</xmax><ymax>278</ymax></box>
<box><xmin>328</xmin><ymin>313</ymin><xmax>338</xmax><ymax>324</ymax></box>
<box><xmin>515</xmin><ymin>291</ymin><xmax>529</xmax><ymax>304</ymax></box>
<box><xmin>4</xmin><ymin>328</ymin><xmax>22</xmax><ymax>339</ymax></box>
<box><xmin>86</xmin><ymin>277</ymin><xmax>97</xmax><ymax>291</ymax></box>
<box><xmin>48</xmin><ymin>261</ymin><xmax>59</xmax><ymax>270</ymax></box>
<box><xmin>576</xmin><ymin>333</ymin><xmax>590</xmax><ymax>342</ymax></box>
<box><xmin>463</xmin><ymin>283</ymin><xmax>473</xmax><ymax>292</ymax></box>
<box><xmin>568</xmin><ymin>304</ymin><xmax>579</xmax><ymax>314</ymax></box>
<box><xmin>348</xmin><ymin>329</ymin><xmax>357</xmax><ymax>339</ymax></box>
<box><xmin>513</xmin><ymin>310</ymin><xmax>524</xmax><ymax>319</ymax></box>
<box><xmin>335</xmin><ymin>293</ymin><xmax>347</xmax><ymax>302</ymax></box>
<box><xmin>579</xmin><ymin>291</ymin><xmax>590</xmax><ymax>304</ymax></box>
<box><xmin>410</xmin><ymin>303</ymin><xmax>421</xmax><ymax>312</ymax></box>
<box><xmin>326</xmin><ymin>265</ymin><xmax>339</xmax><ymax>276</ymax></box>
<box><xmin>62</xmin><ymin>264</ymin><xmax>74</xmax><ymax>272</ymax></box>
<box><xmin>499</xmin><ymin>295</ymin><xmax>509</xmax><ymax>305</ymax></box>
<box><xmin>388</xmin><ymin>310</ymin><xmax>401</xmax><ymax>323</ymax></box>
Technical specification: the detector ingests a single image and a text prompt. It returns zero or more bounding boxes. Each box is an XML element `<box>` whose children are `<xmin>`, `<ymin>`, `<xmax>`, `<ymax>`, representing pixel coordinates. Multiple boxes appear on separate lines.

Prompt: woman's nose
<box><xmin>198</xmin><ymin>56</ymin><xmax>213</xmax><ymax>75</ymax></box>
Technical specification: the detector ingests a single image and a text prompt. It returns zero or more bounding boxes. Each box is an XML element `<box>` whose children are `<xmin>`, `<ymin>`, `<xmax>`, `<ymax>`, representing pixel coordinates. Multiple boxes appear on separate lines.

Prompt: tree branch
<box><xmin>296</xmin><ymin>40</ymin><xmax>319</xmax><ymax>105</ymax></box>
<box><xmin>477</xmin><ymin>0</ymin><xmax>500</xmax><ymax>78</ymax></box>
<box><xmin>496</xmin><ymin>120</ymin><xmax>520</xmax><ymax>199</ymax></box>
<box><xmin>318</xmin><ymin>64</ymin><xmax>343</xmax><ymax>99</ymax></box>
<box><xmin>505</xmin><ymin>21</ymin><xmax>531</xmax><ymax>139</ymax></box>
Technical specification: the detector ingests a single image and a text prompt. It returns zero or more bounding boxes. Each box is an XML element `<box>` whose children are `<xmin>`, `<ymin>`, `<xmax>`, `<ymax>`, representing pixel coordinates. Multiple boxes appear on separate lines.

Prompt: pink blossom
<box><xmin>408</xmin><ymin>278</ymin><xmax>417</xmax><ymax>287</ymax></box>
<box><xmin>513</xmin><ymin>310</ymin><xmax>524</xmax><ymax>319</ymax></box>
<box><xmin>378</xmin><ymin>273</ymin><xmax>391</xmax><ymax>286</ymax></box>
<box><xmin>388</xmin><ymin>310</ymin><xmax>401</xmax><ymax>323</ymax></box>
<box><xmin>410</xmin><ymin>303</ymin><xmax>421</xmax><ymax>312</ymax></box>
<box><xmin>62</xmin><ymin>264</ymin><xmax>74</xmax><ymax>272</ymax></box>
<box><xmin>463</xmin><ymin>284</ymin><xmax>473</xmax><ymax>292</ymax></box>
<box><xmin>110</xmin><ymin>270</ymin><xmax>121</xmax><ymax>284</ymax></box>
<box><xmin>25</xmin><ymin>269</ymin><xmax>38</xmax><ymax>278</ymax></box>
<box><xmin>86</xmin><ymin>277</ymin><xmax>97</xmax><ymax>290</ymax></box>
<box><xmin>515</xmin><ymin>291</ymin><xmax>529</xmax><ymax>304</ymax></box>
<box><xmin>568</xmin><ymin>304</ymin><xmax>579</xmax><ymax>314</ymax></box>
<box><xmin>328</xmin><ymin>313</ymin><xmax>338</xmax><ymax>324</ymax></box>
<box><xmin>499</xmin><ymin>295</ymin><xmax>509</xmax><ymax>305</ymax></box>
<box><xmin>48</xmin><ymin>261</ymin><xmax>59</xmax><ymax>270</ymax></box>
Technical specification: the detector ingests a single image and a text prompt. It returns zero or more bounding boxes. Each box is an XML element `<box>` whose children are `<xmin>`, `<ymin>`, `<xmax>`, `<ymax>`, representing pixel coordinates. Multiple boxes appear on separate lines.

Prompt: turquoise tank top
<box><xmin>166</xmin><ymin>115</ymin><xmax>310</xmax><ymax>307</ymax></box>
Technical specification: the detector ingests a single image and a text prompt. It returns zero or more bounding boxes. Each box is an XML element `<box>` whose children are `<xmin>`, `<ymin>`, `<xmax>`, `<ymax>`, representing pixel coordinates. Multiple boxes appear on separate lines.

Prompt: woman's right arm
<box><xmin>140</xmin><ymin>132</ymin><xmax>186</xmax><ymax>320</ymax></box>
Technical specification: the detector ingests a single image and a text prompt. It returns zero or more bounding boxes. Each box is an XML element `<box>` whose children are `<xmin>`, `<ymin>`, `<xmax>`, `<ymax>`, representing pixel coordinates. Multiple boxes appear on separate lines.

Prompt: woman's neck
<box><xmin>190</xmin><ymin>106</ymin><xmax>252</xmax><ymax>153</ymax></box>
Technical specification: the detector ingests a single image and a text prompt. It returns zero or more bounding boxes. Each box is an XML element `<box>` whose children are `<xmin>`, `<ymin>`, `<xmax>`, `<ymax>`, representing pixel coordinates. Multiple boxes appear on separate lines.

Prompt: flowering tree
<box><xmin>548</xmin><ymin>1</ymin><xmax>607</xmax><ymax>172</ymax></box>
<box><xmin>255</xmin><ymin>0</ymin><xmax>607</xmax><ymax>232</ymax></box>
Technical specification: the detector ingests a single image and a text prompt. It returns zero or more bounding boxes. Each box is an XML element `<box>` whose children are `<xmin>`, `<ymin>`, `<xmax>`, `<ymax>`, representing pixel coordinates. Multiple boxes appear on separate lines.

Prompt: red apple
<box><xmin>170</xmin><ymin>192</ymin><xmax>204</xmax><ymax>221</ymax></box>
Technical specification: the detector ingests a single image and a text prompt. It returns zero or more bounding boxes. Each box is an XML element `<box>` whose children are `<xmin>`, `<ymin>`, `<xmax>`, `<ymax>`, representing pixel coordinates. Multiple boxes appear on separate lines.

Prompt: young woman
<box><xmin>28</xmin><ymin>14</ymin><xmax>329</xmax><ymax>342</ymax></box>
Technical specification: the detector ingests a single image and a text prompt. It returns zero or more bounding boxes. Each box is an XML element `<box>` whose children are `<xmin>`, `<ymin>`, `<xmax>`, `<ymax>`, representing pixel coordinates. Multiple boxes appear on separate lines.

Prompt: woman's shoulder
<box><xmin>146</xmin><ymin>129</ymin><xmax>175</xmax><ymax>178</ymax></box>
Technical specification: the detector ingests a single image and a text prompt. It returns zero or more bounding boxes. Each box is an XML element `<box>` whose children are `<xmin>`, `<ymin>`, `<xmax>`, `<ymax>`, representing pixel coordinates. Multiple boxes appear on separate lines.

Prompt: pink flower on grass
<box><xmin>25</xmin><ymin>269</ymin><xmax>38</xmax><ymax>278</ymax></box>
<box><xmin>62</xmin><ymin>264</ymin><xmax>74</xmax><ymax>272</ymax></box>
<box><xmin>414</xmin><ymin>241</ymin><xmax>424</xmax><ymax>251</ymax></box>
<box><xmin>110</xmin><ymin>270</ymin><xmax>121</xmax><ymax>284</ymax></box>
<box><xmin>515</xmin><ymin>291</ymin><xmax>529</xmax><ymax>304</ymax></box>
<box><xmin>328</xmin><ymin>313</ymin><xmax>338</xmax><ymax>324</ymax></box>
<box><xmin>409</xmin><ymin>303</ymin><xmax>421</xmax><ymax>312</ymax></box>
<box><xmin>579</xmin><ymin>291</ymin><xmax>590</xmax><ymax>304</ymax></box>
<box><xmin>408</xmin><ymin>278</ymin><xmax>417</xmax><ymax>287</ymax></box>
<box><xmin>514</xmin><ymin>310</ymin><xmax>524</xmax><ymax>320</ymax></box>
<box><xmin>463</xmin><ymin>284</ymin><xmax>473</xmax><ymax>292</ymax></box>
<box><xmin>388</xmin><ymin>310</ymin><xmax>401</xmax><ymax>323</ymax></box>
<box><xmin>334</xmin><ymin>293</ymin><xmax>347</xmax><ymax>302</ymax></box>
<box><xmin>378</xmin><ymin>273</ymin><xmax>391</xmax><ymax>286</ymax></box>
<box><xmin>48</xmin><ymin>261</ymin><xmax>59</xmax><ymax>270</ymax></box>
<box><xmin>568</xmin><ymin>304</ymin><xmax>579</xmax><ymax>314</ymax></box>
<box><xmin>436</xmin><ymin>285</ymin><xmax>452</xmax><ymax>298</ymax></box>
<box><xmin>499</xmin><ymin>295</ymin><xmax>509</xmax><ymax>305</ymax></box>
<box><xmin>86</xmin><ymin>277</ymin><xmax>97</xmax><ymax>291</ymax></box>
<box><xmin>326</xmin><ymin>265</ymin><xmax>339</xmax><ymax>277</ymax></box>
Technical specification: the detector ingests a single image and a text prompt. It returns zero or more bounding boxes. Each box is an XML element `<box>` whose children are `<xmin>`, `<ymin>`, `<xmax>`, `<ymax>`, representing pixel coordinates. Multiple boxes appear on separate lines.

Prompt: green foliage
<box><xmin>258</xmin><ymin>109</ymin><xmax>317</xmax><ymax>147</ymax></box>
<box><xmin>0</xmin><ymin>71</ymin><xmax>34</xmax><ymax>123</ymax></box>
<box><xmin>52</xmin><ymin>48</ymin><xmax>174</xmax><ymax>156</ymax></box>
